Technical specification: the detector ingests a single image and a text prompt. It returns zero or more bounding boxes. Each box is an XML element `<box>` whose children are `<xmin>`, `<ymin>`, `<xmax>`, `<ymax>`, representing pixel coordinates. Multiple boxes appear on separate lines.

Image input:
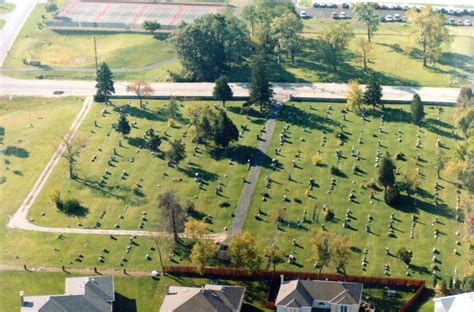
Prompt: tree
<box><xmin>353</xmin><ymin>3</ymin><xmax>379</xmax><ymax>42</ymax></box>
<box><xmin>45</xmin><ymin>3</ymin><xmax>58</xmax><ymax>14</ymax></box>
<box><xmin>184</xmin><ymin>219</ymin><xmax>208</xmax><ymax>241</ymax></box>
<box><xmin>378</xmin><ymin>153</ymin><xmax>396</xmax><ymax>191</ymax></box>
<box><xmin>126</xmin><ymin>80</ymin><xmax>153</xmax><ymax>109</ymax></box>
<box><xmin>264</xmin><ymin>243</ymin><xmax>284</xmax><ymax>272</ymax></box>
<box><xmin>435</xmin><ymin>152</ymin><xmax>446</xmax><ymax>179</ymax></box>
<box><xmin>191</xmin><ymin>239</ymin><xmax>216</xmax><ymax>274</ymax></box>
<box><xmin>410</xmin><ymin>93</ymin><xmax>425</xmax><ymax>125</ymax></box>
<box><xmin>271</xmin><ymin>12</ymin><xmax>303</xmax><ymax>64</ymax></box>
<box><xmin>228</xmin><ymin>231</ymin><xmax>262</xmax><ymax>271</ymax></box>
<box><xmin>212</xmin><ymin>110</ymin><xmax>239</xmax><ymax>148</ymax></box>
<box><xmin>346</xmin><ymin>80</ymin><xmax>364</xmax><ymax>114</ymax></box>
<box><xmin>249</xmin><ymin>53</ymin><xmax>274</xmax><ymax>112</ymax></box>
<box><xmin>312</xmin><ymin>230</ymin><xmax>332</xmax><ymax>276</ymax></box>
<box><xmin>397</xmin><ymin>247</ymin><xmax>413</xmax><ymax>267</ymax></box>
<box><xmin>407</xmin><ymin>6</ymin><xmax>451</xmax><ymax>67</ymax></box>
<box><xmin>457</xmin><ymin>87</ymin><xmax>473</xmax><ymax>109</ymax></box>
<box><xmin>455</xmin><ymin>109</ymin><xmax>474</xmax><ymax>137</ymax></box>
<box><xmin>167</xmin><ymin>97</ymin><xmax>179</xmax><ymax>119</ymax></box>
<box><xmin>271</xmin><ymin>205</ymin><xmax>287</xmax><ymax>224</ymax></box>
<box><xmin>364</xmin><ymin>73</ymin><xmax>383</xmax><ymax>110</ymax></box>
<box><xmin>95</xmin><ymin>63</ymin><xmax>115</xmax><ymax>103</ymax></box>
<box><xmin>332</xmin><ymin>235</ymin><xmax>351</xmax><ymax>274</ymax></box>
<box><xmin>320</xmin><ymin>22</ymin><xmax>354</xmax><ymax>72</ymax></box>
<box><xmin>60</xmin><ymin>138</ymin><xmax>83</xmax><ymax>180</ymax></box>
<box><xmin>145</xmin><ymin>133</ymin><xmax>161</xmax><ymax>152</ymax></box>
<box><xmin>213</xmin><ymin>76</ymin><xmax>233</xmax><ymax>106</ymax></box>
<box><xmin>356</xmin><ymin>38</ymin><xmax>372</xmax><ymax>73</ymax></box>
<box><xmin>399</xmin><ymin>172</ymin><xmax>420</xmax><ymax>198</ymax></box>
<box><xmin>143</xmin><ymin>20</ymin><xmax>160</xmax><ymax>33</ymax></box>
<box><xmin>116</xmin><ymin>114</ymin><xmax>131</xmax><ymax>136</ymax></box>
<box><xmin>165</xmin><ymin>139</ymin><xmax>186</xmax><ymax>168</ymax></box>
<box><xmin>157</xmin><ymin>190</ymin><xmax>186</xmax><ymax>242</ymax></box>
<box><xmin>173</xmin><ymin>14</ymin><xmax>249</xmax><ymax>81</ymax></box>
<box><xmin>183</xmin><ymin>104</ymin><xmax>215</xmax><ymax>144</ymax></box>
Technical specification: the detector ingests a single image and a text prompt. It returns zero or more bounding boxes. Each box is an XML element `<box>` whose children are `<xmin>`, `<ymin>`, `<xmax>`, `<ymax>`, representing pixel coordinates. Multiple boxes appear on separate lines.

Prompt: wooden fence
<box><xmin>162</xmin><ymin>265</ymin><xmax>426</xmax><ymax>311</ymax></box>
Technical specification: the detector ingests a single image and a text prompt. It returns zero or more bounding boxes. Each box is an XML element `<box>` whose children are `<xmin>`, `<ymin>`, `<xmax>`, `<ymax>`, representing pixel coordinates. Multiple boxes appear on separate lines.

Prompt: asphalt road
<box><xmin>0</xmin><ymin>0</ymin><xmax>38</xmax><ymax>67</ymax></box>
<box><xmin>0</xmin><ymin>75</ymin><xmax>461</xmax><ymax>104</ymax></box>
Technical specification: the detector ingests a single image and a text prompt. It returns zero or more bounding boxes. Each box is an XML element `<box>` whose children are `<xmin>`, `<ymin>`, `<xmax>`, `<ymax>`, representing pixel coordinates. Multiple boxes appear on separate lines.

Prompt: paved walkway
<box><xmin>0</xmin><ymin>264</ymin><xmax>156</xmax><ymax>277</ymax></box>
<box><xmin>230</xmin><ymin>102</ymin><xmax>282</xmax><ymax>235</ymax></box>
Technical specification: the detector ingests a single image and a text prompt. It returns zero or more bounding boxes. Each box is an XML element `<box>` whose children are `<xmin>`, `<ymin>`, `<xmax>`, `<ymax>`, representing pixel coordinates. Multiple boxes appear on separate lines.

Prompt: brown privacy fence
<box><xmin>162</xmin><ymin>265</ymin><xmax>426</xmax><ymax>311</ymax></box>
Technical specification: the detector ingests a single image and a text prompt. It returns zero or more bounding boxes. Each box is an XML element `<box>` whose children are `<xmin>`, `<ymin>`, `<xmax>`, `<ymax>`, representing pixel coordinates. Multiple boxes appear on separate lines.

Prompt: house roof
<box><xmin>276</xmin><ymin>280</ymin><xmax>363</xmax><ymax>307</ymax></box>
<box><xmin>22</xmin><ymin>276</ymin><xmax>114</xmax><ymax>312</ymax></box>
<box><xmin>160</xmin><ymin>284</ymin><xmax>245</xmax><ymax>312</ymax></box>
<box><xmin>433</xmin><ymin>291</ymin><xmax>474</xmax><ymax>312</ymax></box>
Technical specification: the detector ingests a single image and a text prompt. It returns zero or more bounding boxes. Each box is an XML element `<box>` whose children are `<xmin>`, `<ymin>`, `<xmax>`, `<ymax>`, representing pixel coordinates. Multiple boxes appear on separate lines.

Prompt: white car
<box><xmin>464</xmin><ymin>20</ymin><xmax>472</xmax><ymax>26</ymax></box>
<box><xmin>385</xmin><ymin>15</ymin><xmax>393</xmax><ymax>22</ymax></box>
<box><xmin>394</xmin><ymin>14</ymin><xmax>400</xmax><ymax>21</ymax></box>
<box><xmin>300</xmin><ymin>11</ymin><xmax>307</xmax><ymax>18</ymax></box>
<box><xmin>339</xmin><ymin>12</ymin><xmax>346</xmax><ymax>19</ymax></box>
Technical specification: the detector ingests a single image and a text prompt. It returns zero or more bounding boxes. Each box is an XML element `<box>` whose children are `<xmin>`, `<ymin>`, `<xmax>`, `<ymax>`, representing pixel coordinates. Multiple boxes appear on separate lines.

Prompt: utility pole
<box><xmin>93</xmin><ymin>36</ymin><xmax>98</xmax><ymax>75</ymax></box>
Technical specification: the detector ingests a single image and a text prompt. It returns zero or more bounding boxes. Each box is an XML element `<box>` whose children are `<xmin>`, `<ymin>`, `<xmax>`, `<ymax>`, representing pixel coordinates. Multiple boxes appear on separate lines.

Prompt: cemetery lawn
<box><xmin>243</xmin><ymin>102</ymin><xmax>468</xmax><ymax>282</ymax></box>
<box><xmin>28</xmin><ymin>99</ymin><xmax>264</xmax><ymax>234</ymax></box>
<box><xmin>0</xmin><ymin>271</ymin><xmax>271</xmax><ymax>311</ymax></box>
<box><xmin>2</xmin><ymin>4</ymin><xmax>175</xmax><ymax>77</ymax></box>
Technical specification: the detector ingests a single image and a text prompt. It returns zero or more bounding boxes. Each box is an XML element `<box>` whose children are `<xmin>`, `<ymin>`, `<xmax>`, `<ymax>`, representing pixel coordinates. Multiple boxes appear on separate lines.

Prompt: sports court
<box><xmin>53</xmin><ymin>0</ymin><xmax>226</xmax><ymax>31</ymax></box>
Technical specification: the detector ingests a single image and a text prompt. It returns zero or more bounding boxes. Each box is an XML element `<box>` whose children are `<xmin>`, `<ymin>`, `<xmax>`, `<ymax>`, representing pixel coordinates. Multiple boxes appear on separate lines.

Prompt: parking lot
<box><xmin>297</xmin><ymin>2</ymin><xmax>473</xmax><ymax>26</ymax></box>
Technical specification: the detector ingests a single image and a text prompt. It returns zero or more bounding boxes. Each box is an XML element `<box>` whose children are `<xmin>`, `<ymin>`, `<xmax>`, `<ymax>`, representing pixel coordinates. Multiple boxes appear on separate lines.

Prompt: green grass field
<box><xmin>243</xmin><ymin>102</ymin><xmax>468</xmax><ymax>282</ymax></box>
<box><xmin>27</xmin><ymin>99</ymin><xmax>264</xmax><ymax>234</ymax></box>
<box><xmin>0</xmin><ymin>271</ymin><xmax>271</xmax><ymax>312</ymax></box>
<box><xmin>3</xmin><ymin>4</ymin><xmax>175</xmax><ymax>75</ymax></box>
<box><xmin>0</xmin><ymin>2</ymin><xmax>15</xmax><ymax>14</ymax></box>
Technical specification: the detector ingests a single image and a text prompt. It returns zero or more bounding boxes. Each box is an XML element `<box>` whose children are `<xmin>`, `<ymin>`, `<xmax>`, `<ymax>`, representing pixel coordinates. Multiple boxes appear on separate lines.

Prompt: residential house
<box><xmin>160</xmin><ymin>284</ymin><xmax>245</xmax><ymax>312</ymax></box>
<box><xmin>275</xmin><ymin>276</ymin><xmax>363</xmax><ymax>312</ymax></box>
<box><xmin>20</xmin><ymin>276</ymin><xmax>115</xmax><ymax>312</ymax></box>
<box><xmin>433</xmin><ymin>292</ymin><xmax>474</xmax><ymax>312</ymax></box>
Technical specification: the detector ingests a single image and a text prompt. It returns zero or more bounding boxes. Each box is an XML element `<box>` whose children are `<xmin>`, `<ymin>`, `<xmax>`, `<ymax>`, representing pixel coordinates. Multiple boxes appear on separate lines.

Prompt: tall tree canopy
<box><xmin>270</xmin><ymin>12</ymin><xmax>303</xmax><ymax>64</ymax></box>
<box><xmin>407</xmin><ymin>6</ymin><xmax>451</xmax><ymax>66</ymax></box>
<box><xmin>312</xmin><ymin>230</ymin><xmax>332</xmax><ymax>275</ymax></box>
<box><xmin>116</xmin><ymin>114</ymin><xmax>131</xmax><ymax>137</ymax></box>
<box><xmin>364</xmin><ymin>74</ymin><xmax>383</xmax><ymax>110</ymax></box>
<box><xmin>320</xmin><ymin>22</ymin><xmax>354</xmax><ymax>72</ymax></box>
<box><xmin>410</xmin><ymin>93</ymin><xmax>425</xmax><ymax>125</ymax></box>
<box><xmin>346</xmin><ymin>80</ymin><xmax>364</xmax><ymax>114</ymax></box>
<box><xmin>158</xmin><ymin>190</ymin><xmax>186</xmax><ymax>241</ymax></box>
<box><xmin>353</xmin><ymin>3</ymin><xmax>379</xmax><ymax>42</ymax></box>
<box><xmin>173</xmin><ymin>14</ymin><xmax>249</xmax><ymax>81</ymax></box>
<box><xmin>165</xmin><ymin>139</ymin><xmax>186</xmax><ymax>168</ymax></box>
<box><xmin>213</xmin><ymin>76</ymin><xmax>233</xmax><ymax>106</ymax></box>
<box><xmin>228</xmin><ymin>231</ymin><xmax>262</xmax><ymax>271</ymax></box>
<box><xmin>378</xmin><ymin>152</ymin><xmax>396</xmax><ymax>191</ymax></box>
<box><xmin>126</xmin><ymin>80</ymin><xmax>153</xmax><ymax>109</ymax></box>
<box><xmin>95</xmin><ymin>63</ymin><xmax>115</xmax><ymax>103</ymax></box>
<box><xmin>249</xmin><ymin>53</ymin><xmax>274</xmax><ymax>112</ymax></box>
<box><xmin>213</xmin><ymin>110</ymin><xmax>239</xmax><ymax>148</ymax></box>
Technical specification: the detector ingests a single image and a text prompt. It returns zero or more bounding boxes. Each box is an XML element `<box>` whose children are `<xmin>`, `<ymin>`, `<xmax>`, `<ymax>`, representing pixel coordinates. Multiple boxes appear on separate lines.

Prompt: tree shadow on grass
<box><xmin>423</xmin><ymin>119</ymin><xmax>456</xmax><ymax>139</ymax></box>
<box><xmin>278</xmin><ymin>104</ymin><xmax>337</xmax><ymax>133</ymax></box>
<box><xmin>180</xmin><ymin>166</ymin><xmax>219</xmax><ymax>182</ymax></box>
<box><xmin>113</xmin><ymin>105</ymin><xmax>164</xmax><ymax>122</ymax></box>
<box><xmin>2</xmin><ymin>146</ymin><xmax>29</xmax><ymax>158</ymax></box>
<box><xmin>113</xmin><ymin>293</ymin><xmax>137</xmax><ymax>312</ymax></box>
<box><xmin>0</xmin><ymin>127</ymin><xmax>4</xmax><ymax>144</ymax></box>
<box><xmin>127</xmin><ymin>137</ymin><xmax>146</xmax><ymax>149</ymax></box>
<box><xmin>209</xmin><ymin>145</ymin><xmax>272</xmax><ymax>168</ymax></box>
<box><xmin>408</xmin><ymin>288</ymin><xmax>436</xmax><ymax>311</ymax></box>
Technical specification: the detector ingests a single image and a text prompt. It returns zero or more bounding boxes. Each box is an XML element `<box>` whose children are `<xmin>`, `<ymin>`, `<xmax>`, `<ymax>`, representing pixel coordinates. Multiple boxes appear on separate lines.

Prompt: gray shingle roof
<box><xmin>276</xmin><ymin>280</ymin><xmax>363</xmax><ymax>307</ymax></box>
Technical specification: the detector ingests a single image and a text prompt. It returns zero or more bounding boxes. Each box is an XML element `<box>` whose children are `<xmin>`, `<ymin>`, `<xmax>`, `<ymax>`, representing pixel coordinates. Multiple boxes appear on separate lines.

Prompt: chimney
<box><xmin>280</xmin><ymin>274</ymin><xmax>284</xmax><ymax>285</ymax></box>
<box><xmin>20</xmin><ymin>290</ymin><xmax>24</xmax><ymax>307</ymax></box>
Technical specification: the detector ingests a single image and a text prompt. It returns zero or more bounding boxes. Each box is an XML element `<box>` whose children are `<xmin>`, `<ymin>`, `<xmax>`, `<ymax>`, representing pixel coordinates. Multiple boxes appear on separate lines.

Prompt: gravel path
<box><xmin>230</xmin><ymin>102</ymin><xmax>282</xmax><ymax>235</ymax></box>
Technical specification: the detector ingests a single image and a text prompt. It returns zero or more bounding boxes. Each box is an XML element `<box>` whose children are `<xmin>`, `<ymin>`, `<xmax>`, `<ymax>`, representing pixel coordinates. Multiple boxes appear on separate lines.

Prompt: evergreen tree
<box><xmin>378</xmin><ymin>153</ymin><xmax>396</xmax><ymax>191</ymax></box>
<box><xmin>411</xmin><ymin>93</ymin><xmax>425</xmax><ymax>125</ymax></box>
<box><xmin>364</xmin><ymin>74</ymin><xmax>383</xmax><ymax>110</ymax></box>
<box><xmin>213</xmin><ymin>110</ymin><xmax>239</xmax><ymax>148</ymax></box>
<box><xmin>116</xmin><ymin>114</ymin><xmax>131</xmax><ymax>136</ymax></box>
<box><xmin>213</xmin><ymin>76</ymin><xmax>233</xmax><ymax>107</ymax></box>
<box><xmin>95</xmin><ymin>63</ymin><xmax>115</xmax><ymax>103</ymax></box>
<box><xmin>249</xmin><ymin>53</ymin><xmax>273</xmax><ymax>112</ymax></box>
<box><xmin>167</xmin><ymin>97</ymin><xmax>179</xmax><ymax>119</ymax></box>
<box><xmin>146</xmin><ymin>134</ymin><xmax>161</xmax><ymax>152</ymax></box>
<box><xmin>165</xmin><ymin>139</ymin><xmax>186</xmax><ymax>168</ymax></box>
<box><xmin>397</xmin><ymin>247</ymin><xmax>413</xmax><ymax>267</ymax></box>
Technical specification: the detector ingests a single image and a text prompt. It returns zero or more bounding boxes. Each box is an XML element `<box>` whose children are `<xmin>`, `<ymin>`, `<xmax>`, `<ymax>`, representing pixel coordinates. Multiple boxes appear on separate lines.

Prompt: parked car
<box><xmin>342</xmin><ymin>3</ymin><xmax>350</xmax><ymax>9</ymax></box>
<box><xmin>464</xmin><ymin>20</ymin><xmax>472</xmax><ymax>26</ymax></box>
<box><xmin>448</xmin><ymin>18</ymin><xmax>456</xmax><ymax>25</ymax></box>
<box><xmin>455</xmin><ymin>8</ymin><xmax>464</xmax><ymax>15</ymax></box>
<box><xmin>299</xmin><ymin>11</ymin><xmax>307</xmax><ymax>19</ymax></box>
<box><xmin>394</xmin><ymin>14</ymin><xmax>400</xmax><ymax>21</ymax></box>
<box><xmin>313</xmin><ymin>2</ymin><xmax>320</xmax><ymax>8</ymax></box>
<box><xmin>339</xmin><ymin>12</ymin><xmax>346</xmax><ymax>19</ymax></box>
<box><xmin>385</xmin><ymin>15</ymin><xmax>393</xmax><ymax>22</ymax></box>
<box><xmin>331</xmin><ymin>12</ymin><xmax>338</xmax><ymax>19</ymax></box>
<box><xmin>327</xmin><ymin>3</ymin><xmax>337</xmax><ymax>8</ymax></box>
<box><xmin>456</xmin><ymin>20</ymin><xmax>464</xmax><ymax>26</ymax></box>
<box><xmin>379</xmin><ymin>15</ymin><xmax>385</xmax><ymax>22</ymax></box>
<box><xmin>402</xmin><ymin>5</ymin><xmax>410</xmax><ymax>11</ymax></box>
<box><xmin>447</xmin><ymin>7</ymin><xmax>455</xmax><ymax>15</ymax></box>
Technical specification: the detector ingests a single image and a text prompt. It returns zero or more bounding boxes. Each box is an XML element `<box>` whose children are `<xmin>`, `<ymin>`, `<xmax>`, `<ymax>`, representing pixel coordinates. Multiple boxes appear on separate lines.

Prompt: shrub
<box><xmin>184</xmin><ymin>200</ymin><xmax>195</xmax><ymax>212</ymax></box>
<box><xmin>322</xmin><ymin>208</ymin><xmax>334</xmax><ymax>221</ymax></box>
<box><xmin>62</xmin><ymin>199</ymin><xmax>82</xmax><ymax>214</ymax></box>
<box><xmin>312</xmin><ymin>155</ymin><xmax>322</xmax><ymax>166</ymax></box>
<box><xmin>168</xmin><ymin>118</ymin><xmax>176</xmax><ymax>127</ymax></box>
